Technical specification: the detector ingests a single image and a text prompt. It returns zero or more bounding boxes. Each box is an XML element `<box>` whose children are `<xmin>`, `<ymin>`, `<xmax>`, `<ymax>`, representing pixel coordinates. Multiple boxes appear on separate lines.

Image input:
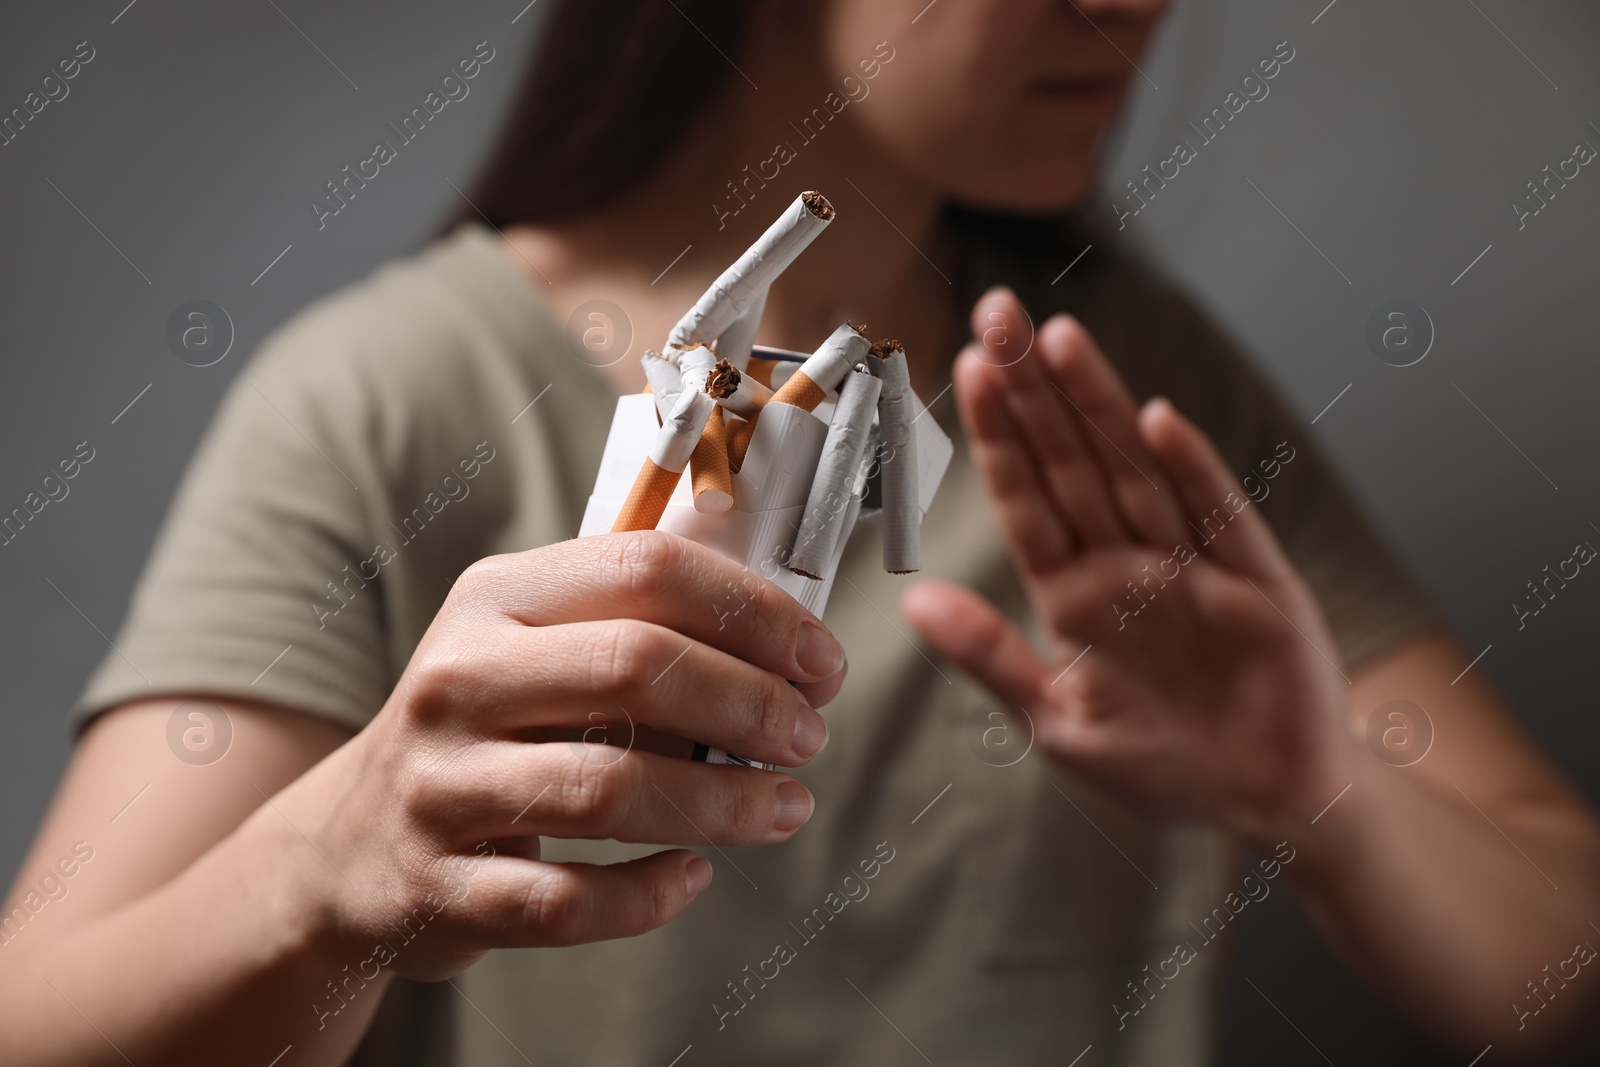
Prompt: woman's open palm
<box><xmin>903</xmin><ymin>289</ymin><xmax>1359</xmax><ymax>843</ymax></box>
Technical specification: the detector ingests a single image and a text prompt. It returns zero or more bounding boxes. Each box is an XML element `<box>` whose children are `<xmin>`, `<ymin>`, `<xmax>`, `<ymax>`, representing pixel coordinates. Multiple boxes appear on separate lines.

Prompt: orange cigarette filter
<box><xmin>612</xmin><ymin>459</ymin><xmax>680</xmax><ymax>533</ymax></box>
<box><xmin>744</xmin><ymin>358</ymin><xmax>779</xmax><ymax>388</ymax></box>
<box><xmin>728</xmin><ymin>324</ymin><xmax>868</xmax><ymax>471</ymax></box>
<box><xmin>691</xmin><ymin>407</ymin><xmax>734</xmax><ymax>512</ymax></box>
<box><xmin>611</xmin><ymin>390</ymin><xmax>714</xmax><ymax>532</ymax></box>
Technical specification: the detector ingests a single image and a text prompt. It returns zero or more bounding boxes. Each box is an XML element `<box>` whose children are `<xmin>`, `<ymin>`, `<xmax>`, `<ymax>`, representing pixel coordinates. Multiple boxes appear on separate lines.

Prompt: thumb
<box><xmin>901</xmin><ymin>579</ymin><xmax>1048</xmax><ymax>710</ymax></box>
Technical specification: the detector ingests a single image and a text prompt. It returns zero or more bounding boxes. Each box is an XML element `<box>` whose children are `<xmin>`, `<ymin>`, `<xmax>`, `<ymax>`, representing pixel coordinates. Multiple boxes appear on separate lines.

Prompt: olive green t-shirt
<box><xmin>73</xmin><ymin>223</ymin><xmax>1435</xmax><ymax>1066</ymax></box>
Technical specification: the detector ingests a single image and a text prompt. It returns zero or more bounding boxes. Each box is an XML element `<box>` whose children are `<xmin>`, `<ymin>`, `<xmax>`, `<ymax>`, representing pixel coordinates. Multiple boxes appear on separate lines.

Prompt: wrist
<box><xmin>1265</xmin><ymin>737</ymin><xmax>1385</xmax><ymax>896</ymax></box>
<box><xmin>227</xmin><ymin>749</ymin><xmax>388</xmax><ymax>998</ymax></box>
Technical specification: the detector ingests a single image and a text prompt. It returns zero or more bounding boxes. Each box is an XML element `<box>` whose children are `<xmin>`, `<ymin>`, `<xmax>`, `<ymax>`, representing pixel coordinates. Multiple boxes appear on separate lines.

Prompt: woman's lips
<box><xmin>1030</xmin><ymin>75</ymin><xmax>1126</xmax><ymax>107</ymax></box>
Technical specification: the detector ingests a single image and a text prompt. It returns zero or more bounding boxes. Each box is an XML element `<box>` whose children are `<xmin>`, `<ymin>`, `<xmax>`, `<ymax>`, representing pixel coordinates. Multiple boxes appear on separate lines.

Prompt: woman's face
<box><xmin>819</xmin><ymin>0</ymin><xmax>1169</xmax><ymax>211</ymax></box>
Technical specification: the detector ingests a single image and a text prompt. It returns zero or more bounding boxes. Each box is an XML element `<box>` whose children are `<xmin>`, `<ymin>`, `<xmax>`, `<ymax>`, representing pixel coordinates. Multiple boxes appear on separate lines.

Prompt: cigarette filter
<box><xmin>610</xmin><ymin>388</ymin><xmax>715</xmax><ymax>532</ymax></box>
<box><xmin>667</xmin><ymin>191</ymin><xmax>834</xmax><ymax>346</ymax></box>
<box><xmin>868</xmin><ymin>339</ymin><xmax>921</xmax><ymax>573</ymax></box>
<box><xmin>729</xmin><ymin>324</ymin><xmax>869</xmax><ymax>470</ymax></box>
<box><xmin>691</xmin><ymin>407</ymin><xmax>734</xmax><ymax>513</ymax></box>
<box><xmin>744</xmin><ymin>358</ymin><xmax>779</xmax><ymax>388</ymax></box>
<box><xmin>788</xmin><ymin>367</ymin><xmax>882</xmax><ymax>580</ymax></box>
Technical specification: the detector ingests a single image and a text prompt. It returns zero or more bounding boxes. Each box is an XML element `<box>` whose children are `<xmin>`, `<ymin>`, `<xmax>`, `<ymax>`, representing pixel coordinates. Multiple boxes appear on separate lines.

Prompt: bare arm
<box><xmin>0</xmin><ymin>535</ymin><xmax>845</xmax><ymax>1066</ymax></box>
<box><xmin>0</xmin><ymin>697</ymin><xmax>374</xmax><ymax>1067</ymax></box>
<box><xmin>1292</xmin><ymin>632</ymin><xmax>1600</xmax><ymax>1058</ymax></box>
<box><xmin>905</xmin><ymin>288</ymin><xmax>1600</xmax><ymax>1062</ymax></box>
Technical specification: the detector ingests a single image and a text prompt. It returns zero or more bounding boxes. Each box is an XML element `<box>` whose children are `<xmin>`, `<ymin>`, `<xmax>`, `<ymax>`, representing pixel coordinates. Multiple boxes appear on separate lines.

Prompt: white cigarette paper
<box><xmin>714</xmin><ymin>288</ymin><xmax>766</xmax><ymax>372</ymax></box>
<box><xmin>641</xmin><ymin>350</ymin><xmax>683</xmax><ymax>422</ymax></box>
<box><xmin>652</xmin><ymin>388</ymin><xmax>715</xmax><ymax>472</ymax></box>
<box><xmin>671</xmin><ymin>342</ymin><xmax>717</xmax><ymax>393</ymax></box>
<box><xmin>796</xmin><ymin>323</ymin><xmax>870</xmax><ymax>396</ymax></box>
<box><xmin>707</xmin><ymin>359</ymin><xmax>771</xmax><ymax>419</ymax></box>
<box><xmin>667</xmin><ymin>192</ymin><xmax>834</xmax><ymax>346</ymax></box>
<box><xmin>868</xmin><ymin>341</ymin><xmax>921</xmax><ymax>573</ymax></box>
<box><xmin>788</xmin><ymin>367</ymin><xmax>882</xmax><ymax>580</ymax></box>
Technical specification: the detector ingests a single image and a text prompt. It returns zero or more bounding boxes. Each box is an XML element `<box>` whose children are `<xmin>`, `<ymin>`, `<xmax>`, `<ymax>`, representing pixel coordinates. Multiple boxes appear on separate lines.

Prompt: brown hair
<box><xmin>455</xmin><ymin>0</ymin><xmax>1095</xmax><ymax>303</ymax></box>
<box><xmin>458</xmin><ymin>0</ymin><xmax>759</xmax><ymax>228</ymax></box>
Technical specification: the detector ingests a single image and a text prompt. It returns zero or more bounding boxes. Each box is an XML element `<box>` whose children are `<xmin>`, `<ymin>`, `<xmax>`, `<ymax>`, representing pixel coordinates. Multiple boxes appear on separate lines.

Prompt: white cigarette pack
<box><xmin>578</xmin><ymin>348</ymin><xmax>953</xmax><ymax>618</ymax></box>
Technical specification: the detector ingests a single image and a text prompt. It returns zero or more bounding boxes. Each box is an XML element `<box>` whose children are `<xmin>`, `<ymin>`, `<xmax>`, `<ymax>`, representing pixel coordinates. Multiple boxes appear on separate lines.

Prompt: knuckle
<box><xmin>750</xmin><ymin>678</ymin><xmax>792</xmax><ymax>750</ymax></box>
<box><xmin>454</xmin><ymin>553</ymin><xmax>516</xmax><ymax>600</ymax></box>
<box><xmin>645</xmin><ymin>867</ymin><xmax>679</xmax><ymax>928</ymax></box>
<box><xmin>562</xmin><ymin>756</ymin><xmax>633</xmax><ymax>835</ymax></box>
<box><xmin>524</xmin><ymin>873</ymin><xmax>591</xmax><ymax>942</ymax></box>
<box><xmin>404</xmin><ymin>644</ymin><xmax>478</xmax><ymax>723</ymax></box>
<box><xmin>585</xmin><ymin>620</ymin><xmax>658</xmax><ymax>695</ymax></box>
<box><xmin>718</xmin><ymin>776</ymin><xmax>765</xmax><ymax>838</ymax></box>
<box><xmin>610</xmin><ymin>530</ymin><xmax>685</xmax><ymax>602</ymax></box>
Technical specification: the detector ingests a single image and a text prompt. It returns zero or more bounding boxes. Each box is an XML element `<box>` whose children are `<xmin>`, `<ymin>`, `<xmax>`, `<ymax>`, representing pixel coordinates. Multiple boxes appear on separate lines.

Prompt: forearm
<box><xmin>1283</xmin><ymin>748</ymin><xmax>1600</xmax><ymax>1058</ymax></box>
<box><xmin>0</xmin><ymin>797</ymin><xmax>386</xmax><ymax>1067</ymax></box>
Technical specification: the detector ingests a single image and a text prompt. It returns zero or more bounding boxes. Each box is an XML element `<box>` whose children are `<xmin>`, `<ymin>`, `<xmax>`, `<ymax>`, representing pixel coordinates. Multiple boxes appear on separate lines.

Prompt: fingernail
<box><xmin>985</xmin><ymin>284</ymin><xmax>1018</xmax><ymax>302</ymax></box>
<box><xmin>796</xmin><ymin>622</ymin><xmax>845</xmax><ymax>679</ymax></box>
<box><xmin>792</xmin><ymin>711</ymin><xmax>829</xmax><ymax>760</ymax></box>
<box><xmin>685</xmin><ymin>856</ymin><xmax>713</xmax><ymax>896</ymax></box>
<box><xmin>773</xmin><ymin>781</ymin><xmax>815</xmax><ymax>831</ymax></box>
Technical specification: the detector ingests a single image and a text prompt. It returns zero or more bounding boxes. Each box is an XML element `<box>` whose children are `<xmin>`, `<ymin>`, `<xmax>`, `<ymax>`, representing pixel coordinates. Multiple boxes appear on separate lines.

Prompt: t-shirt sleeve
<box><xmin>70</xmin><ymin>316</ymin><xmax>395</xmax><ymax>736</ymax></box>
<box><xmin>1111</xmin><ymin>270</ymin><xmax>1440</xmax><ymax>671</ymax></box>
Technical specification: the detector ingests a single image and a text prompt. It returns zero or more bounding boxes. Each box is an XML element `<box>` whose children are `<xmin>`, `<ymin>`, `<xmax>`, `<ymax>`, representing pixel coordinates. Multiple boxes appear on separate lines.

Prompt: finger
<box><xmin>901</xmin><ymin>579</ymin><xmax>1051</xmax><ymax>710</ymax></box>
<box><xmin>954</xmin><ymin>348</ymin><xmax>1077</xmax><ymax>573</ymax></box>
<box><xmin>969</xmin><ymin>285</ymin><xmax>1035</xmax><ymax>368</ymax></box>
<box><xmin>1037</xmin><ymin>315</ymin><xmax>1190</xmax><ymax>547</ymax></box>
<box><xmin>441</xmin><ymin>619</ymin><xmax>828</xmax><ymax>767</ymax></box>
<box><xmin>453</xmin><ymin>534</ymin><xmax>846</xmax><ymax>684</ymax></box>
<box><xmin>466</xmin><ymin>849</ymin><xmax>712</xmax><ymax>949</ymax></box>
<box><xmin>1138</xmin><ymin>398</ymin><xmax>1293</xmax><ymax>580</ymax></box>
<box><xmin>446</xmin><ymin>743</ymin><xmax>815</xmax><ymax>846</ymax></box>
<box><xmin>972</xmin><ymin>292</ymin><xmax>1129</xmax><ymax>545</ymax></box>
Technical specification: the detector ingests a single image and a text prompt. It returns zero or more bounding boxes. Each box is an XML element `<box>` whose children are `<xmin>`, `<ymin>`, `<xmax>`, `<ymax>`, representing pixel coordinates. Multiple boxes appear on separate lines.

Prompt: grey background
<box><xmin>2</xmin><ymin>0</ymin><xmax>1596</xmax><ymax>1063</ymax></box>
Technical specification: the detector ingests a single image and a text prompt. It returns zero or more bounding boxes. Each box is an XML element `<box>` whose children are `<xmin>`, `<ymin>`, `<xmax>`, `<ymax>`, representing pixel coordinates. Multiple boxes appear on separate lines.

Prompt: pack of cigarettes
<box><xmin>577</xmin><ymin>191</ymin><xmax>953</xmax><ymax>623</ymax></box>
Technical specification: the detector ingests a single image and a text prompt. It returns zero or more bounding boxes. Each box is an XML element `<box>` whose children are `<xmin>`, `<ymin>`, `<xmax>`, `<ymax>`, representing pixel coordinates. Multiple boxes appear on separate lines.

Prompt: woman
<box><xmin>6</xmin><ymin>0</ymin><xmax>1598</xmax><ymax>1063</ymax></box>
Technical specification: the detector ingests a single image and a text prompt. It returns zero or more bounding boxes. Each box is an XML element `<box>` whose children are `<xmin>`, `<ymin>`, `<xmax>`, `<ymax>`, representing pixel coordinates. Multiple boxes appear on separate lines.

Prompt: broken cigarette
<box><xmin>641</xmin><ymin>350</ymin><xmax>683</xmax><ymax>423</ymax></box>
<box><xmin>788</xmin><ymin>366</ymin><xmax>882</xmax><ymax>580</ymax></box>
<box><xmin>706</xmin><ymin>358</ymin><xmax>771</xmax><ymax>420</ymax></box>
<box><xmin>667</xmin><ymin>191</ymin><xmax>834</xmax><ymax>347</ymax></box>
<box><xmin>610</xmin><ymin>388</ymin><xmax>715</xmax><ymax>532</ymax></box>
<box><xmin>665</xmin><ymin>343</ymin><xmax>733</xmax><ymax>512</ymax></box>
<box><xmin>728</xmin><ymin>323</ymin><xmax>870</xmax><ymax>469</ymax></box>
<box><xmin>868</xmin><ymin>338</ymin><xmax>920</xmax><ymax>573</ymax></box>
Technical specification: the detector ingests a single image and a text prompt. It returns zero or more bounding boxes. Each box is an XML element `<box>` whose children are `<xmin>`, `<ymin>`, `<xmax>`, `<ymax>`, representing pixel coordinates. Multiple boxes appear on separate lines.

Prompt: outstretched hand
<box><xmin>903</xmin><ymin>288</ymin><xmax>1358</xmax><ymax>844</ymax></box>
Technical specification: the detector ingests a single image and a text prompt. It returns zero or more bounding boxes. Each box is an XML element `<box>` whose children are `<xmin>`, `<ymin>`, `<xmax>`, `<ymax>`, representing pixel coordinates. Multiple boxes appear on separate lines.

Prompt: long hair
<box><xmin>458</xmin><ymin>0</ymin><xmax>758</xmax><ymax>228</ymax></box>
<box><xmin>455</xmin><ymin>0</ymin><xmax>1096</xmax><ymax>301</ymax></box>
